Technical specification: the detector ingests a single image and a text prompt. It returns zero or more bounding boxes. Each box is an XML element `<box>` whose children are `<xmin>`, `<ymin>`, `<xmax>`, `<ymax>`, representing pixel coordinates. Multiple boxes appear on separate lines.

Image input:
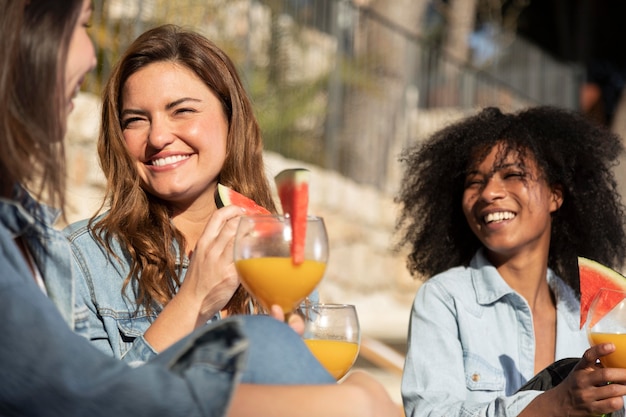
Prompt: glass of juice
<box><xmin>301</xmin><ymin>303</ymin><xmax>361</xmax><ymax>380</ymax></box>
<box><xmin>587</xmin><ymin>288</ymin><xmax>626</xmax><ymax>368</ymax></box>
<box><xmin>233</xmin><ymin>215</ymin><xmax>328</xmax><ymax>315</ymax></box>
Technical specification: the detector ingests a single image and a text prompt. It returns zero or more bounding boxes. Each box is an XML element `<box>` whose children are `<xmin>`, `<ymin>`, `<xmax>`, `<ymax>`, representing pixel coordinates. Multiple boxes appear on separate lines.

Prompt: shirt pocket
<box><xmin>463</xmin><ymin>352</ymin><xmax>506</xmax><ymax>392</ymax></box>
<box><xmin>115</xmin><ymin>316</ymin><xmax>152</xmax><ymax>343</ymax></box>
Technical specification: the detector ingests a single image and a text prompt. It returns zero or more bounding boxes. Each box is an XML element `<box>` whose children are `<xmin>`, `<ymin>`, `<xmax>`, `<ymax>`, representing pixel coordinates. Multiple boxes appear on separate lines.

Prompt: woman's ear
<box><xmin>551</xmin><ymin>184</ymin><xmax>564</xmax><ymax>212</ymax></box>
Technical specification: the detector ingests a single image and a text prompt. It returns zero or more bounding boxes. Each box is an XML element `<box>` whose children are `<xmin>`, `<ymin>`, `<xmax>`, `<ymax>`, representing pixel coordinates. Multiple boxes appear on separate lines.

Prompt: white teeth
<box><xmin>151</xmin><ymin>154</ymin><xmax>190</xmax><ymax>167</ymax></box>
<box><xmin>484</xmin><ymin>211</ymin><xmax>515</xmax><ymax>224</ymax></box>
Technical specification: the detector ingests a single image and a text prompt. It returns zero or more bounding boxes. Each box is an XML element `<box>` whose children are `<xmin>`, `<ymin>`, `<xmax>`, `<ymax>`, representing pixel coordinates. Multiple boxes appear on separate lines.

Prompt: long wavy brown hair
<box><xmin>92</xmin><ymin>24</ymin><xmax>277</xmax><ymax>316</ymax></box>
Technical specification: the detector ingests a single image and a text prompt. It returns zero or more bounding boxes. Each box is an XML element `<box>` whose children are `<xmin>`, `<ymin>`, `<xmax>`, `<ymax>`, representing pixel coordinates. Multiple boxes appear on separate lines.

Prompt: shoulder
<box><xmin>64</xmin><ymin>214</ymin><xmax>114</xmax><ymax>254</ymax></box>
<box><xmin>64</xmin><ymin>215</ymin><xmax>99</xmax><ymax>241</ymax></box>
<box><xmin>423</xmin><ymin>264</ymin><xmax>475</xmax><ymax>290</ymax></box>
<box><xmin>416</xmin><ymin>264</ymin><xmax>476</xmax><ymax>306</ymax></box>
<box><xmin>63</xmin><ymin>214</ymin><xmax>128</xmax><ymax>273</ymax></box>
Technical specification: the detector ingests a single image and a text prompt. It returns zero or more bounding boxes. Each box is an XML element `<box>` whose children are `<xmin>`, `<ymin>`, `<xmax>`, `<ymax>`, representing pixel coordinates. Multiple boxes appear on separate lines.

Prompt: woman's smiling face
<box><xmin>462</xmin><ymin>143</ymin><xmax>563</xmax><ymax>264</ymax></box>
<box><xmin>120</xmin><ymin>61</ymin><xmax>228</xmax><ymax>210</ymax></box>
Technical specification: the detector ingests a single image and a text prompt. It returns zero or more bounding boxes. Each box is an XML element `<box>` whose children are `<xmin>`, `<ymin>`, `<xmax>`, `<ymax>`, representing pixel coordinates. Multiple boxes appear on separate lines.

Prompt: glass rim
<box><xmin>299</xmin><ymin>303</ymin><xmax>356</xmax><ymax>309</ymax></box>
<box><xmin>240</xmin><ymin>214</ymin><xmax>324</xmax><ymax>221</ymax></box>
<box><xmin>590</xmin><ymin>287</ymin><xmax>626</xmax><ymax>301</ymax></box>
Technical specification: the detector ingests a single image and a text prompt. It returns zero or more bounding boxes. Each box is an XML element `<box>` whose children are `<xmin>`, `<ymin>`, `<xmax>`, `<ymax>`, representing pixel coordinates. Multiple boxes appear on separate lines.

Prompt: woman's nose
<box><xmin>480</xmin><ymin>176</ymin><xmax>506</xmax><ymax>201</ymax></box>
<box><xmin>147</xmin><ymin>118</ymin><xmax>174</xmax><ymax>149</ymax></box>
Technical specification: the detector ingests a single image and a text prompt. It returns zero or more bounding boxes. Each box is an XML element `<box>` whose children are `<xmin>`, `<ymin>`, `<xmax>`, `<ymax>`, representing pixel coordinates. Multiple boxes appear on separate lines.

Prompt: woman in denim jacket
<box><xmin>396</xmin><ymin>106</ymin><xmax>626</xmax><ymax>416</ymax></box>
<box><xmin>0</xmin><ymin>1</ymin><xmax>400</xmax><ymax>416</ymax></box>
<box><xmin>64</xmin><ymin>24</ymin><xmax>317</xmax><ymax>361</ymax></box>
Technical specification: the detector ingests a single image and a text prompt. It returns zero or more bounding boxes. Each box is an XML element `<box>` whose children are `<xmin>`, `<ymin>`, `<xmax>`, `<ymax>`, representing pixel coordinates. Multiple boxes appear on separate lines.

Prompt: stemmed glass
<box><xmin>586</xmin><ymin>288</ymin><xmax>626</xmax><ymax>368</ymax></box>
<box><xmin>233</xmin><ymin>215</ymin><xmax>329</xmax><ymax>316</ymax></box>
<box><xmin>300</xmin><ymin>303</ymin><xmax>361</xmax><ymax>380</ymax></box>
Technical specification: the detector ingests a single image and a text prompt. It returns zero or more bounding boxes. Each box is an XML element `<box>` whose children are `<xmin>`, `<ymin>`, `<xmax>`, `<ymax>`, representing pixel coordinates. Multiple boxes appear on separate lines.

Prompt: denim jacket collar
<box><xmin>0</xmin><ymin>185</ymin><xmax>60</xmax><ymax>238</ymax></box>
<box><xmin>0</xmin><ymin>185</ymin><xmax>74</xmax><ymax>327</ymax></box>
<box><xmin>470</xmin><ymin>248</ymin><xmax>580</xmax><ymax>333</ymax></box>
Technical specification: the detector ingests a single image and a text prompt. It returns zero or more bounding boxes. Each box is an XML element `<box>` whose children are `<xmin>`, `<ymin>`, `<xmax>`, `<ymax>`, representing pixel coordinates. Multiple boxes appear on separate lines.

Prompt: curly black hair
<box><xmin>395</xmin><ymin>106</ymin><xmax>626</xmax><ymax>295</ymax></box>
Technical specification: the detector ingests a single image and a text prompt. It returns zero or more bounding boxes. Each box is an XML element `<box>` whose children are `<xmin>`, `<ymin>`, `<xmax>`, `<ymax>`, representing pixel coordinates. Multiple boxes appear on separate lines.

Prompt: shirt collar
<box><xmin>0</xmin><ymin>185</ymin><xmax>60</xmax><ymax>239</ymax></box>
<box><xmin>470</xmin><ymin>248</ymin><xmax>581</xmax><ymax>331</ymax></box>
<box><xmin>470</xmin><ymin>248</ymin><xmax>515</xmax><ymax>305</ymax></box>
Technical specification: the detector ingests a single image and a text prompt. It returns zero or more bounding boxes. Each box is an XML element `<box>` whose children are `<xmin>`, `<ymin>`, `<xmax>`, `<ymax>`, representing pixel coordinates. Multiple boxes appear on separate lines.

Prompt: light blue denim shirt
<box><xmin>0</xmin><ymin>187</ymin><xmax>248</xmax><ymax>416</ymax></box>
<box><xmin>402</xmin><ymin>249</ymin><xmax>590</xmax><ymax>417</ymax></box>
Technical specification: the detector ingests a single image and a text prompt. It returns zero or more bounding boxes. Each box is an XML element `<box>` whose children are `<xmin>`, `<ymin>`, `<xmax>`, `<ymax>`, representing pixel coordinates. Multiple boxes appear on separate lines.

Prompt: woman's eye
<box><xmin>174</xmin><ymin>107</ymin><xmax>196</xmax><ymax>115</ymax></box>
<box><xmin>121</xmin><ymin>117</ymin><xmax>143</xmax><ymax>129</ymax></box>
<box><xmin>464</xmin><ymin>178</ymin><xmax>483</xmax><ymax>188</ymax></box>
<box><xmin>504</xmin><ymin>171</ymin><xmax>524</xmax><ymax>180</ymax></box>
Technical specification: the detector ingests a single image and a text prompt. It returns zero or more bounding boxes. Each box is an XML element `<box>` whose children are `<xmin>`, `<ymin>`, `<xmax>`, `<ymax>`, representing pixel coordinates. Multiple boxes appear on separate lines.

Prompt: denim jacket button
<box><xmin>471</xmin><ymin>373</ymin><xmax>480</xmax><ymax>382</ymax></box>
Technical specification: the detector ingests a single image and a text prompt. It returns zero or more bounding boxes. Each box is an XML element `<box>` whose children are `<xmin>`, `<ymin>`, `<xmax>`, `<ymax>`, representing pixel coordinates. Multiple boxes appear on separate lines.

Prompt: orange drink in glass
<box><xmin>301</xmin><ymin>303</ymin><xmax>361</xmax><ymax>380</ymax></box>
<box><xmin>233</xmin><ymin>215</ymin><xmax>328</xmax><ymax>315</ymax></box>
<box><xmin>586</xmin><ymin>288</ymin><xmax>626</xmax><ymax>368</ymax></box>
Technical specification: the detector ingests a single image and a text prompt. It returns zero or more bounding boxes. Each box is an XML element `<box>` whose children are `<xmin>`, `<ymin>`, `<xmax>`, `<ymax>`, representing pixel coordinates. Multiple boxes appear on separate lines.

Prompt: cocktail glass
<box><xmin>233</xmin><ymin>215</ymin><xmax>328</xmax><ymax>316</ymax></box>
<box><xmin>586</xmin><ymin>288</ymin><xmax>626</xmax><ymax>368</ymax></box>
<box><xmin>301</xmin><ymin>303</ymin><xmax>361</xmax><ymax>380</ymax></box>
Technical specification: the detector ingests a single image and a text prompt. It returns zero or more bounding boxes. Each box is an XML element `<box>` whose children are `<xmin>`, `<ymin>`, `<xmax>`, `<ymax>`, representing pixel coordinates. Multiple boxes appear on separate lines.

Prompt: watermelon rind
<box><xmin>578</xmin><ymin>256</ymin><xmax>626</xmax><ymax>329</ymax></box>
<box><xmin>214</xmin><ymin>183</ymin><xmax>270</xmax><ymax>214</ymax></box>
<box><xmin>274</xmin><ymin>168</ymin><xmax>310</xmax><ymax>265</ymax></box>
<box><xmin>274</xmin><ymin>169</ymin><xmax>310</xmax><ymax>212</ymax></box>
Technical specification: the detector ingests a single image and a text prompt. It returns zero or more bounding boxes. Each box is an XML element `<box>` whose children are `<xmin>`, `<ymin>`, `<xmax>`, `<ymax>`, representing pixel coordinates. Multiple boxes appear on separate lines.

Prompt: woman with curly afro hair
<box><xmin>397</xmin><ymin>106</ymin><xmax>626</xmax><ymax>417</ymax></box>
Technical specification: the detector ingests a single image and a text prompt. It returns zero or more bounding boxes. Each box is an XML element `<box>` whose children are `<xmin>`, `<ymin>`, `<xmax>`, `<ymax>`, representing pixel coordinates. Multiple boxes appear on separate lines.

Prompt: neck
<box><xmin>489</xmin><ymin>249</ymin><xmax>553</xmax><ymax>309</ymax></box>
<box><xmin>171</xmin><ymin>199</ymin><xmax>218</xmax><ymax>255</ymax></box>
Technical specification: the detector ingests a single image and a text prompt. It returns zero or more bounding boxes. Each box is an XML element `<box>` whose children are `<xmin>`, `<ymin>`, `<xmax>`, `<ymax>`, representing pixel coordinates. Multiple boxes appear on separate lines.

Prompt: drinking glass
<box><xmin>301</xmin><ymin>303</ymin><xmax>361</xmax><ymax>380</ymax></box>
<box><xmin>586</xmin><ymin>288</ymin><xmax>626</xmax><ymax>368</ymax></box>
<box><xmin>233</xmin><ymin>215</ymin><xmax>328</xmax><ymax>316</ymax></box>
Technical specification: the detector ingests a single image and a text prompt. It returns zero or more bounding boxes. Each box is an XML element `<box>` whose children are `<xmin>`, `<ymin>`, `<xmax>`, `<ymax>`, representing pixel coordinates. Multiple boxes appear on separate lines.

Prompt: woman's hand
<box><xmin>522</xmin><ymin>343</ymin><xmax>626</xmax><ymax>416</ymax></box>
<box><xmin>178</xmin><ymin>205</ymin><xmax>245</xmax><ymax>322</ymax></box>
<box><xmin>269</xmin><ymin>305</ymin><xmax>305</xmax><ymax>335</ymax></box>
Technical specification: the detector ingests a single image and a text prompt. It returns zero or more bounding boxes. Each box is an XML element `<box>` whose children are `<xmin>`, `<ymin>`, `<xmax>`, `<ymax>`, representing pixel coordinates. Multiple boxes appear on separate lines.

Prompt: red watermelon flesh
<box><xmin>214</xmin><ymin>183</ymin><xmax>270</xmax><ymax>215</ymax></box>
<box><xmin>579</xmin><ymin>256</ymin><xmax>626</xmax><ymax>329</ymax></box>
<box><xmin>274</xmin><ymin>168</ymin><xmax>310</xmax><ymax>265</ymax></box>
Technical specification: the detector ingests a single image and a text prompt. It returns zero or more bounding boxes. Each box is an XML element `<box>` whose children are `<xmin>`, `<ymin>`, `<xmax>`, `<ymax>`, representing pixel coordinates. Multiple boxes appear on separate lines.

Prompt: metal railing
<box><xmin>86</xmin><ymin>0</ymin><xmax>582</xmax><ymax>193</ymax></box>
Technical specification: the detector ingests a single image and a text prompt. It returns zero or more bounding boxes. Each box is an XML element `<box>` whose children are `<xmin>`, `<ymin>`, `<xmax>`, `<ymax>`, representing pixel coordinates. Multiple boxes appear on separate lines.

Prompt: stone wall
<box><xmin>64</xmin><ymin>92</ymin><xmax>469</xmax><ymax>341</ymax></box>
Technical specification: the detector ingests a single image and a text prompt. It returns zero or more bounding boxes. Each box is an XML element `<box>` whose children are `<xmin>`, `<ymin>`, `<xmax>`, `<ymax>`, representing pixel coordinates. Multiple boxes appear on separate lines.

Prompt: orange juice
<box><xmin>304</xmin><ymin>339</ymin><xmax>359</xmax><ymax>380</ymax></box>
<box><xmin>589</xmin><ymin>332</ymin><xmax>626</xmax><ymax>368</ymax></box>
<box><xmin>235</xmin><ymin>257</ymin><xmax>326</xmax><ymax>312</ymax></box>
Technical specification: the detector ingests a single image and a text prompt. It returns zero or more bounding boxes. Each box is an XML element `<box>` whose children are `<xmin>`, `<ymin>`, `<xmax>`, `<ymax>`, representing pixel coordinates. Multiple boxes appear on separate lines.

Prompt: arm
<box><xmin>142</xmin><ymin>205</ymin><xmax>243</xmax><ymax>352</ymax></box>
<box><xmin>0</xmin><ymin>248</ymin><xmax>242</xmax><ymax>416</ymax></box>
<box><xmin>228</xmin><ymin>372</ymin><xmax>402</xmax><ymax>417</ymax></box>
<box><xmin>520</xmin><ymin>343</ymin><xmax>626</xmax><ymax>416</ymax></box>
<box><xmin>65</xmin><ymin>208</ymin><xmax>241</xmax><ymax>361</ymax></box>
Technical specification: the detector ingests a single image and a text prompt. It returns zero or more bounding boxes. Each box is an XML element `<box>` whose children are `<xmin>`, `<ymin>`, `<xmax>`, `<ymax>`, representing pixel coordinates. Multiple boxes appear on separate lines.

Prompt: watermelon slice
<box><xmin>274</xmin><ymin>168</ymin><xmax>310</xmax><ymax>265</ymax></box>
<box><xmin>214</xmin><ymin>183</ymin><xmax>270</xmax><ymax>214</ymax></box>
<box><xmin>579</xmin><ymin>256</ymin><xmax>626</xmax><ymax>329</ymax></box>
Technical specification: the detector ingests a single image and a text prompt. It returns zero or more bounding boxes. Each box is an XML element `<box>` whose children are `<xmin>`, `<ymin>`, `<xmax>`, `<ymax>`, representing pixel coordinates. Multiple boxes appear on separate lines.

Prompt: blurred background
<box><xmin>64</xmin><ymin>0</ymin><xmax>626</xmax><ymax>405</ymax></box>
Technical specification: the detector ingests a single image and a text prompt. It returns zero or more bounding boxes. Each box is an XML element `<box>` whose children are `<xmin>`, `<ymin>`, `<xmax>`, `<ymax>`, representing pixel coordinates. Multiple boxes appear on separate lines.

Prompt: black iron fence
<box><xmin>85</xmin><ymin>0</ymin><xmax>582</xmax><ymax>192</ymax></box>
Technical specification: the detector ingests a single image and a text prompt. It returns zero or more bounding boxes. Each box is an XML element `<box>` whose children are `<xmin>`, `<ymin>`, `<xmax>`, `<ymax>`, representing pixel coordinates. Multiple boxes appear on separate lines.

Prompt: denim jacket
<box><xmin>0</xmin><ymin>187</ymin><xmax>247</xmax><ymax>416</ymax></box>
<box><xmin>64</xmin><ymin>215</ymin><xmax>217</xmax><ymax>363</ymax></box>
<box><xmin>401</xmin><ymin>249</ymin><xmax>591</xmax><ymax>417</ymax></box>
<box><xmin>65</xmin><ymin>214</ymin><xmax>320</xmax><ymax>364</ymax></box>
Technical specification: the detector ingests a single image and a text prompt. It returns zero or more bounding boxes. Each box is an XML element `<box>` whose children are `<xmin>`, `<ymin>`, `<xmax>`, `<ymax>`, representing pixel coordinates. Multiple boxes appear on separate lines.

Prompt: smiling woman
<box><xmin>395</xmin><ymin>106</ymin><xmax>626</xmax><ymax>417</ymax></box>
<box><xmin>120</xmin><ymin>61</ymin><xmax>228</xmax><ymax>208</ymax></box>
<box><xmin>461</xmin><ymin>142</ymin><xmax>563</xmax><ymax>267</ymax></box>
<box><xmin>63</xmin><ymin>24</ymin><xmax>279</xmax><ymax>361</ymax></box>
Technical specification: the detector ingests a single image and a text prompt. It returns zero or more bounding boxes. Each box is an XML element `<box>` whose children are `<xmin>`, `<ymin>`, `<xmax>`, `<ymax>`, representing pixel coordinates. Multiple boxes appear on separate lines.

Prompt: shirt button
<box><xmin>471</xmin><ymin>373</ymin><xmax>480</xmax><ymax>382</ymax></box>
